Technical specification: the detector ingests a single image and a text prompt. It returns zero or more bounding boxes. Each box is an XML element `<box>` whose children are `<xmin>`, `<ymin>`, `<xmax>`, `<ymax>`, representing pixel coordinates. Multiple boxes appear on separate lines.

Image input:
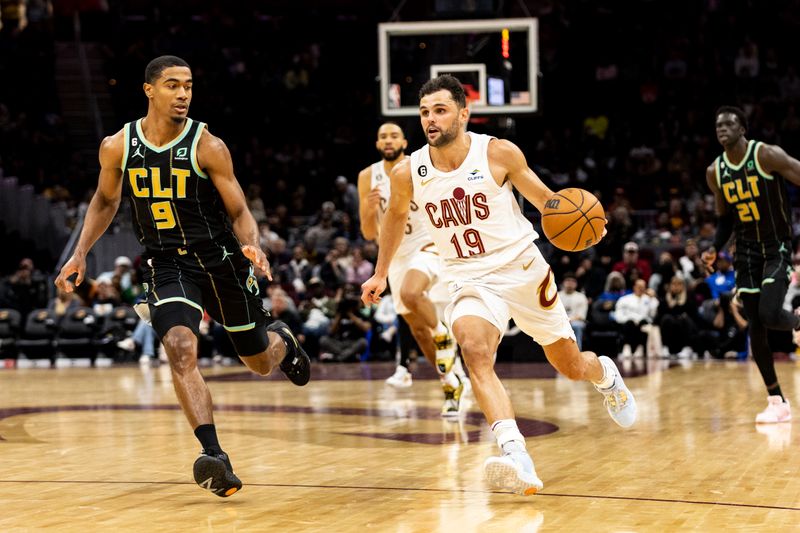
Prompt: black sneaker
<box><xmin>269</xmin><ymin>320</ymin><xmax>311</xmax><ymax>386</ymax></box>
<box><xmin>193</xmin><ymin>450</ymin><xmax>242</xmax><ymax>497</ymax></box>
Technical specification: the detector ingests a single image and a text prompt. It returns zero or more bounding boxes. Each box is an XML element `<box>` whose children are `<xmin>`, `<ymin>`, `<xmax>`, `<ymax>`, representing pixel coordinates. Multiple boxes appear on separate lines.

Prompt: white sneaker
<box><xmin>484</xmin><ymin>451</ymin><xmax>543</xmax><ymax>495</ymax></box>
<box><xmin>117</xmin><ymin>337</ymin><xmax>136</xmax><ymax>352</ymax></box>
<box><xmin>595</xmin><ymin>355</ymin><xmax>637</xmax><ymax>428</ymax></box>
<box><xmin>677</xmin><ymin>346</ymin><xmax>694</xmax><ymax>359</ymax></box>
<box><xmin>633</xmin><ymin>345</ymin><xmax>644</xmax><ymax>358</ymax></box>
<box><xmin>385</xmin><ymin>366</ymin><xmax>412</xmax><ymax>388</ymax></box>
<box><xmin>138</xmin><ymin>354</ymin><xmax>152</xmax><ymax>365</ymax></box>
<box><xmin>620</xmin><ymin>344</ymin><xmax>632</xmax><ymax>359</ymax></box>
<box><xmin>755</xmin><ymin>396</ymin><xmax>791</xmax><ymax>423</ymax></box>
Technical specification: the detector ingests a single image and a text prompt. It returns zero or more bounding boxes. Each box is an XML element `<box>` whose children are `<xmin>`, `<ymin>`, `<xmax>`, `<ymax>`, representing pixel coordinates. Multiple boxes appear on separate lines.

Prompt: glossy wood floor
<box><xmin>1</xmin><ymin>357</ymin><xmax>800</xmax><ymax>532</ymax></box>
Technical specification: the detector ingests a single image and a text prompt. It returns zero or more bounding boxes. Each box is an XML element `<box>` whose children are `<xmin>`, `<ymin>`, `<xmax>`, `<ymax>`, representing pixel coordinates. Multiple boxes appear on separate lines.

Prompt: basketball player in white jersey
<box><xmin>361</xmin><ymin>75</ymin><xmax>637</xmax><ymax>495</ymax></box>
<box><xmin>358</xmin><ymin>122</ymin><xmax>466</xmax><ymax>416</ymax></box>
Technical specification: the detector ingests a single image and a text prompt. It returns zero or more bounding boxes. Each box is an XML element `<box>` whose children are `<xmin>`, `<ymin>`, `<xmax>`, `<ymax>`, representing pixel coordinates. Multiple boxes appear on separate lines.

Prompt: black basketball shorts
<box><xmin>142</xmin><ymin>245</ymin><xmax>270</xmax><ymax>356</ymax></box>
<box><xmin>734</xmin><ymin>238</ymin><xmax>793</xmax><ymax>296</ymax></box>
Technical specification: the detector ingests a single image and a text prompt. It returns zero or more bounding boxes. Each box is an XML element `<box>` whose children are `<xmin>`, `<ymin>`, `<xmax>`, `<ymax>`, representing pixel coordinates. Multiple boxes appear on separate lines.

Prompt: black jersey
<box><xmin>121</xmin><ymin>118</ymin><xmax>234</xmax><ymax>254</ymax></box>
<box><xmin>715</xmin><ymin>139</ymin><xmax>792</xmax><ymax>244</ymax></box>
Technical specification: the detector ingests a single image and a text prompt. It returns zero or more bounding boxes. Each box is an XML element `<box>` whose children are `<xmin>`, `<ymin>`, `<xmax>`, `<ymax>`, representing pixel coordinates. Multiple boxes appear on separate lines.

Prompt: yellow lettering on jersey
<box><xmin>128</xmin><ymin>168</ymin><xmax>150</xmax><ymax>197</ymax></box>
<box><xmin>734</xmin><ymin>179</ymin><xmax>752</xmax><ymax>200</ymax></box>
<box><xmin>722</xmin><ymin>181</ymin><xmax>738</xmax><ymax>203</ymax></box>
<box><xmin>173</xmin><ymin>168</ymin><xmax>189</xmax><ymax>198</ymax></box>
<box><xmin>151</xmin><ymin>168</ymin><xmax>173</xmax><ymax>198</ymax></box>
<box><xmin>746</xmin><ymin>175</ymin><xmax>760</xmax><ymax>197</ymax></box>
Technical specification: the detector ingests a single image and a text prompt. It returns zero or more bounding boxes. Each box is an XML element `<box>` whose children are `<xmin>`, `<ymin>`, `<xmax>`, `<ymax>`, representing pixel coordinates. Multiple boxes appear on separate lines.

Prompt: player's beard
<box><xmin>428</xmin><ymin>121</ymin><xmax>461</xmax><ymax>148</ymax></box>
<box><xmin>382</xmin><ymin>147</ymin><xmax>404</xmax><ymax>162</ymax></box>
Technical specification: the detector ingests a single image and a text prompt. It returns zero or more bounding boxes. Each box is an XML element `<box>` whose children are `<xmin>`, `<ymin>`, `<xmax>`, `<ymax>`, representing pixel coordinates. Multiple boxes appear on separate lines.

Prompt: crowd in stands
<box><xmin>4</xmin><ymin>2</ymin><xmax>800</xmax><ymax>363</ymax></box>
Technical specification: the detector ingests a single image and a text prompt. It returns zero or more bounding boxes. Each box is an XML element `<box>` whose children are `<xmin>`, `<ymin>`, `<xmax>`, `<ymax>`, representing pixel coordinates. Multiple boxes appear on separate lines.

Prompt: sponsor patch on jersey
<box><xmin>175</xmin><ymin>147</ymin><xmax>188</xmax><ymax>160</ymax></box>
<box><xmin>467</xmin><ymin>168</ymin><xmax>484</xmax><ymax>181</ymax></box>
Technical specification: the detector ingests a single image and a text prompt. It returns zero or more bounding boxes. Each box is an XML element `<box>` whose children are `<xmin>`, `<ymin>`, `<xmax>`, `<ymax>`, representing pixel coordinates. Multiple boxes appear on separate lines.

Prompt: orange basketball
<box><xmin>541</xmin><ymin>188</ymin><xmax>606</xmax><ymax>252</ymax></box>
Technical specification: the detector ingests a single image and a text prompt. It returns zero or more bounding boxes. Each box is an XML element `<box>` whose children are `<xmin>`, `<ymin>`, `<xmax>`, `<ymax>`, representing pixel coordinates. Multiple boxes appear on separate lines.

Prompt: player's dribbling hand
<box><xmin>241</xmin><ymin>244</ymin><xmax>272</xmax><ymax>281</ymax></box>
<box><xmin>361</xmin><ymin>275</ymin><xmax>387</xmax><ymax>305</ymax></box>
<box><xmin>54</xmin><ymin>254</ymin><xmax>86</xmax><ymax>293</ymax></box>
<box><xmin>701</xmin><ymin>248</ymin><xmax>717</xmax><ymax>274</ymax></box>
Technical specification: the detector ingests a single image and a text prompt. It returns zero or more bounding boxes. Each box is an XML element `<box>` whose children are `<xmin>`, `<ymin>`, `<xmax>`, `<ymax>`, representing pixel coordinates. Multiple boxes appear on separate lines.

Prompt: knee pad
<box><xmin>229</xmin><ymin>326</ymin><xmax>269</xmax><ymax>357</ymax></box>
<box><xmin>151</xmin><ymin>302</ymin><xmax>201</xmax><ymax>339</ymax></box>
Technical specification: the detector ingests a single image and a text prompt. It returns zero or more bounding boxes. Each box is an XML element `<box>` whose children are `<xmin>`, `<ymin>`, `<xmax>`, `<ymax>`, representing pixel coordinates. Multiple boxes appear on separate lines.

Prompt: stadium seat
<box><xmin>17</xmin><ymin>308</ymin><xmax>59</xmax><ymax>360</ymax></box>
<box><xmin>0</xmin><ymin>308</ymin><xmax>22</xmax><ymax>359</ymax></box>
<box><xmin>56</xmin><ymin>307</ymin><xmax>100</xmax><ymax>360</ymax></box>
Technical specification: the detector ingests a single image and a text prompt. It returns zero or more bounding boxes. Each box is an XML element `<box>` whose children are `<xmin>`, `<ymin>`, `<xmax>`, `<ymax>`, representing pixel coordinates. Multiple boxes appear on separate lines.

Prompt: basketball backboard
<box><xmin>378</xmin><ymin>18</ymin><xmax>538</xmax><ymax>117</ymax></box>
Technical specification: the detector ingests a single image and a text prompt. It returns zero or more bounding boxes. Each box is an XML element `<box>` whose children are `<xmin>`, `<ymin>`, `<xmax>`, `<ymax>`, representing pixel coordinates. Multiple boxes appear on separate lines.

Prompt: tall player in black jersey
<box><xmin>703</xmin><ymin>105</ymin><xmax>800</xmax><ymax>424</ymax></box>
<box><xmin>55</xmin><ymin>56</ymin><xmax>310</xmax><ymax>497</ymax></box>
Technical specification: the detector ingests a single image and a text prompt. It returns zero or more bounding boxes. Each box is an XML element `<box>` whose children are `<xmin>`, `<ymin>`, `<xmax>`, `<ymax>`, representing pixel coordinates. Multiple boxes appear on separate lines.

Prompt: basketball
<box><xmin>541</xmin><ymin>188</ymin><xmax>606</xmax><ymax>252</ymax></box>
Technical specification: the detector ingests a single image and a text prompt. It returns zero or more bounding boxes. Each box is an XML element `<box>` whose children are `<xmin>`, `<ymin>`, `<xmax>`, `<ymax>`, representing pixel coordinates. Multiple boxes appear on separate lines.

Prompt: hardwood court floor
<box><xmin>1</xmin><ymin>358</ymin><xmax>800</xmax><ymax>532</ymax></box>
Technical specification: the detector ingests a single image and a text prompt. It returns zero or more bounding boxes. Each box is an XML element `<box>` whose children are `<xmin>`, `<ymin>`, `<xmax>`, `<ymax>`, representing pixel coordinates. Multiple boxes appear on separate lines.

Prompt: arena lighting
<box><xmin>501</xmin><ymin>28</ymin><xmax>510</xmax><ymax>58</ymax></box>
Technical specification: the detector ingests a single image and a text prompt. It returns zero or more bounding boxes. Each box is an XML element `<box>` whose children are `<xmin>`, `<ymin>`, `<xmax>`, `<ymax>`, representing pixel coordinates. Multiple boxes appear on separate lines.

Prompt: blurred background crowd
<box><xmin>3</xmin><ymin>0</ymin><xmax>800</xmax><ymax>364</ymax></box>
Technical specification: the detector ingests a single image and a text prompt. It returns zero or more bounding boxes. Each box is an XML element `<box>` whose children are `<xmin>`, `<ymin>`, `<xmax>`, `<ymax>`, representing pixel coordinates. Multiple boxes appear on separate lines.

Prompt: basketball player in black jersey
<box><xmin>703</xmin><ymin>105</ymin><xmax>800</xmax><ymax>423</ymax></box>
<box><xmin>55</xmin><ymin>55</ymin><xmax>310</xmax><ymax>497</ymax></box>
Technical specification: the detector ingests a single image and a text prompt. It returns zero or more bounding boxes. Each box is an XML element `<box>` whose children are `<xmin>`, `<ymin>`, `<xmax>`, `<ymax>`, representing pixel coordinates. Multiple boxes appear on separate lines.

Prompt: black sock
<box><xmin>194</xmin><ymin>424</ymin><xmax>222</xmax><ymax>454</ymax></box>
<box><xmin>767</xmin><ymin>383</ymin><xmax>785</xmax><ymax>402</ymax></box>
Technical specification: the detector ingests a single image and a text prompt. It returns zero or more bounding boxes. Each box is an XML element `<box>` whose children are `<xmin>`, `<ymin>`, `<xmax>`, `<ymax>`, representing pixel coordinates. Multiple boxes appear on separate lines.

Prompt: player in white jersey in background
<box><xmin>361</xmin><ymin>75</ymin><xmax>637</xmax><ymax>495</ymax></box>
<box><xmin>358</xmin><ymin>122</ymin><xmax>467</xmax><ymax>416</ymax></box>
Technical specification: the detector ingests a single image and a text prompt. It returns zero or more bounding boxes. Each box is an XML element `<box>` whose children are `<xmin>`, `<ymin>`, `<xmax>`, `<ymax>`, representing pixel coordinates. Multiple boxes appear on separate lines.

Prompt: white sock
<box><xmin>491</xmin><ymin>419</ymin><xmax>526</xmax><ymax>454</ymax></box>
<box><xmin>593</xmin><ymin>357</ymin><xmax>615</xmax><ymax>389</ymax></box>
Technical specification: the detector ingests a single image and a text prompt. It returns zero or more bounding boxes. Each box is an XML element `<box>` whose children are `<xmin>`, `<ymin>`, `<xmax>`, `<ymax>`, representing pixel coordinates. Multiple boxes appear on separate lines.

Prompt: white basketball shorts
<box><xmin>444</xmin><ymin>244</ymin><xmax>575</xmax><ymax>347</ymax></box>
<box><xmin>388</xmin><ymin>247</ymin><xmax>448</xmax><ymax>316</ymax></box>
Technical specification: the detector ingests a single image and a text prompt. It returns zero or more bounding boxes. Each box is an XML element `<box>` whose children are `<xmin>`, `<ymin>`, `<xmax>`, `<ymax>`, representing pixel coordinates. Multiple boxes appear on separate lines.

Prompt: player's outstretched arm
<box><xmin>357</xmin><ymin>166</ymin><xmax>381</xmax><ymax>241</ymax></box>
<box><xmin>490</xmin><ymin>139</ymin><xmax>554</xmax><ymax>213</ymax></box>
<box><xmin>360</xmin><ymin>159</ymin><xmax>412</xmax><ymax>304</ymax></box>
<box><xmin>757</xmin><ymin>143</ymin><xmax>800</xmax><ymax>186</ymax></box>
<box><xmin>55</xmin><ymin>130</ymin><xmax>125</xmax><ymax>293</ymax></box>
<box><xmin>198</xmin><ymin>129</ymin><xmax>270</xmax><ymax>279</ymax></box>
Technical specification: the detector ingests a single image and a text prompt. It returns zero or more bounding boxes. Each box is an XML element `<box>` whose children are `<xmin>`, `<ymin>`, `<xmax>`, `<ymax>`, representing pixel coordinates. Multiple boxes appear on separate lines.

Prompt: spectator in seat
<box><xmin>613</xmin><ymin>278</ymin><xmax>658</xmax><ymax>357</ymax></box>
<box><xmin>706</xmin><ymin>251</ymin><xmax>736</xmax><ymax>299</ymax></box>
<box><xmin>613</xmin><ymin>241</ymin><xmax>652</xmax><ymax>284</ymax></box>
<box><xmin>0</xmin><ymin>258</ymin><xmax>48</xmax><ymax>319</ymax></box>
<box><xmin>657</xmin><ymin>276</ymin><xmax>699</xmax><ymax>358</ymax></box>
<box><xmin>559</xmin><ymin>272</ymin><xmax>589</xmax><ymax>350</ymax></box>
<box><xmin>319</xmin><ymin>291</ymin><xmax>371</xmax><ymax>362</ymax></box>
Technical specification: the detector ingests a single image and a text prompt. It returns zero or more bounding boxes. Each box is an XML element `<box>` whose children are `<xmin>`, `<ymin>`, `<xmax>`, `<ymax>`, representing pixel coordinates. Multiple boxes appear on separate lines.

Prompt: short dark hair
<box><xmin>715</xmin><ymin>105</ymin><xmax>748</xmax><ymax>131</ymax></box>
<box><xmin>379</xmin><ymin>120</ymin><xmax>404</xmax><ymax>134</ymax></box>
<box><xmin>145</xmin><ymin>55</ymin><xmax>190</xmax><ymax>84</ymax></box>
<box><xmin>419</xmin><ymin>75</ymin><xmax>467</xmax><ymax>109</ymax></box>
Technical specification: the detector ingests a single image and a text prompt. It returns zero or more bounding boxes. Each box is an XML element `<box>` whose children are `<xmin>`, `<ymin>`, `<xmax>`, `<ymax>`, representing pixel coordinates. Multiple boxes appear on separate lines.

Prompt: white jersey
<box><xmin>409</xmin><ymin>132</ymin><xmax>538</xmax><ymax>280</ymax></box>
<box><xmin>370</xmin><ymin>160</ymin><xmax>434</xmax><ymax>258</ymax></box>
